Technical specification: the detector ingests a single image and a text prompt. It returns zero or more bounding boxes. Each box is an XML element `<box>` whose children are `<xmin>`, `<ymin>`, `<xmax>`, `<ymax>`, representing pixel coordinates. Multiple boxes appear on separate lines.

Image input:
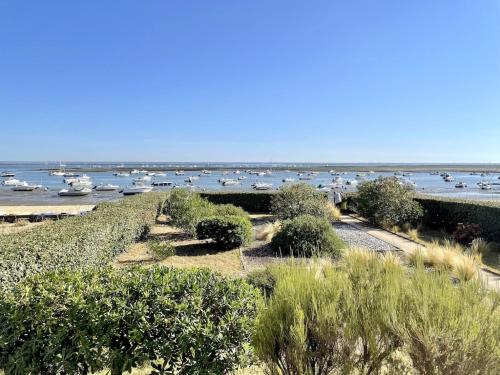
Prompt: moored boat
<box><xmin>121</xmin><ymin>185</ymin><xmax>153</xmax><ymax>195</ymax></box>
<box><xmin>58</xmin><ymin>187</ymin><xmax>92</xmax><ymax>197</ymax></box>
<box><xmin>12</xmin><ymin>182</ymin><xmax>42</xmax><ymax>191</ymax></box>
<box><xmin>95</xmin><ymin>184</ymin><xmax>120</xmax><ymax>191</ymax></box>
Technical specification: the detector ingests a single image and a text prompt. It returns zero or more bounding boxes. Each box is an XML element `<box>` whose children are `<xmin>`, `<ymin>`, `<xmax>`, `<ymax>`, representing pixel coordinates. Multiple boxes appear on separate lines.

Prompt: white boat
<box><xmin>478</xmin><ymin>182</ymin><xmax>492</xmax><ymax>190</ymax></box>
<box><xmin>95</xmin><ymin>184</ymin><xmax>119</xmax><ymax>191</ymax></box>
<box><xmin>253</xmin><ymin>183</ymin><xmax>273</xmax><ymax>190</ymax></box>
<box><xmin>153</xmin><ymin>172</ymin><xmax>167</xmax><ymax>177</ymax></box>
<box><xmin>70</xmin><ymin>181</ymin><xmax>93</xmax><ymax>188</ymax></box>
<box><xmin>1</xmin><ymin>171</ymin><xmax>15</xmax><ymax>177</ymax></box>
<box><xmin>114</xmin><ymin>172</ymin><xmax>130</xmax><ymax>177</ymax></box>
<box><xmin>49</xmin><ymin>170</ymin><xmax>65</xmax><ymax>176</ymax></box>
<box><xmin>133</xmin><ymin>176</ymin><xmax>152</xmax><ymax>183</ymax></box>
<box><xmin>222</xmin><ymin>179</ymin><xmax>239</xmax><ymax>186</ymax></box>
<box><xmin>63</xmin><ymin>172</ymin><xmax>79</xmax><ymax>177</ymax></box>
<box><xmin>12</xmin><ymin>182</ymin><xmax>42</xmax><ymax>191</ymax></box>
<box><xmin>299</xmin><ymin>176</ymin><xmax>313</xmax><ymax>180</ymax></box>
<box><xmin>444</xmin><ymin>175</ymin><xmax>455</xmax><ymax>182</ymax></box>
<box><xmin>234</xmin><ymin>170</ymin><xmax>241</xmax><ymax>174</ymax></box>
<box><xmin>58</xmin><ymin>187</ymin><xmax>92</xmax><ymax>197</ymax></box>
<box><xmin>237</xmin><ymin>176</ymin><xmax>247</xmax><ymax>180</ymax></box>
<box><xmin>2</xmin><ymin>178</ymin><xmax>22</xmax><ymax>186</ymax></box>
<box><xmin>64</xmin><ymin>177</ymin><xmax>79</xmax><ymax>184</ymax></box>
<box><xmin>455</xmin><ymin>182</ymin><xmax>467</xmax><ymax>188</ymax></box>
<box><xmin>282</xmin><ymin>178</ymin><xmax>295</xmax><ymax>182</ymax></box>
<box><xmin>175</xmin><ymin>170</ymin><xmax>185</xmax><ymax>176</ymax></box>
<box><xmin>130</xmin><ymin>169</ymin><xmax>140</xmax><ymax>174</ymax></box>
<box><xmin>201</xmin><ymin>170</ymin><xmax>212</xmax><ymax>175</ymax></box>
<box><xmin>121</xmin><ymin>185</ymin><xmax>153</xmax><ymax>195</ymax></box>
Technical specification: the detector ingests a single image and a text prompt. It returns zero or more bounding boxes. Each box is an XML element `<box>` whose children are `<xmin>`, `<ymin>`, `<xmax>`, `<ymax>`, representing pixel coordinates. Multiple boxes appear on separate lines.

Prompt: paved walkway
<box><xmin>340</xmin><ymin>215</ymin><xmax>500</xmax><ymax>291</ymax></box>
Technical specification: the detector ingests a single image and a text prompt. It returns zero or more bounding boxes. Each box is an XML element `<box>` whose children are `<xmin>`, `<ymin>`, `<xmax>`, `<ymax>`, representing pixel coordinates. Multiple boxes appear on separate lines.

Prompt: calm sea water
<box><xmin>1</xmin><ymin>162</ymin><xmax>500</xmax><ymax>205</ymax></box>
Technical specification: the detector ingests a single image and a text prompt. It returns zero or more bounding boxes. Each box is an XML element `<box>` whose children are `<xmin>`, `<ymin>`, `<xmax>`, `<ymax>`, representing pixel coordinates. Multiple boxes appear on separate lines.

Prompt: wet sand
<box><xmin>0</xmin><ymin>204</ymin><xmax>95</xmax><ymax>216</ymax></box>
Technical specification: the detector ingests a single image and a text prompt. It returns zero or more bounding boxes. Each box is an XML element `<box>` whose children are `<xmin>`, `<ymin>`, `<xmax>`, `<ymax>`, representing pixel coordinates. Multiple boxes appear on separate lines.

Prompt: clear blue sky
<box><xmin>1</xmin><ymin>1</ymin><xmax>499</xmax><ymax>163</ymax></box>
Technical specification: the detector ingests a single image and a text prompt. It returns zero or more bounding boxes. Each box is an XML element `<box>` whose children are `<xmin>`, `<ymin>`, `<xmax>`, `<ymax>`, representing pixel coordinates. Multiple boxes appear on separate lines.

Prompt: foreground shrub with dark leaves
<box><xmin>0</xmin><ymin>266</ymin><xmax>260</xmax><ymax>375</ymax></box>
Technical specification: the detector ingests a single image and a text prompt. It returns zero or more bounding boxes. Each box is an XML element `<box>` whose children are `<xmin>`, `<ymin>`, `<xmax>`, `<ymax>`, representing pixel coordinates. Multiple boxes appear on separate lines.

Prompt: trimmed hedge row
<box><xmin>200</xmin><ymin>191</ymin><xmax>276</xmax><ymax>213</ymax></box>
<box><xmin>0</xmin><ymin>193</ymin><xmax>167</xmax><ymax>292</ymax></box>
<box><xmin>415</xmin><ymin>196</ymin><xmax>500</xmax><ymax>242</ymax></box>
<box><xmin>197</xmin><ymin>215</ymin><xmax>253</xmax><ymax>249</ymax></box>
<box><xmin>0</xmin><ymin>266</ymin><xmax>260</xmax><ymax>375</ymax></box>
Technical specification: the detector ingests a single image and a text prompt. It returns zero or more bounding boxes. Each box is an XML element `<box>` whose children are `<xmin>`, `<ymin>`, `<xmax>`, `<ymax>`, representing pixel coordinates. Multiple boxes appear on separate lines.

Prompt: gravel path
<box><xmin>332</xmin><ymin>221</ymin><xmax>397</xmax><ymax>252</ymax></box>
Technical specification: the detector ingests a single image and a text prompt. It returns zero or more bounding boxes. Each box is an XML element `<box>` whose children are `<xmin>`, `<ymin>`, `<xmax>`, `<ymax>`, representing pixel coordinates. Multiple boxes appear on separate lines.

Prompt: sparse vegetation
<box><xmin>147</xmin><ymin>239</ymin><xmax>175</xmax><ymax>259</ymax></box>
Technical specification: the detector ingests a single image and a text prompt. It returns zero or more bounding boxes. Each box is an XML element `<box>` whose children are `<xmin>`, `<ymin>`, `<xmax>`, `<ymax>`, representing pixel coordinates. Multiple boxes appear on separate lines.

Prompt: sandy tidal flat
<box><xmin>0</xmin><ymin>204</ymin><xmax>95</xmax><ymax>216</ymax></box>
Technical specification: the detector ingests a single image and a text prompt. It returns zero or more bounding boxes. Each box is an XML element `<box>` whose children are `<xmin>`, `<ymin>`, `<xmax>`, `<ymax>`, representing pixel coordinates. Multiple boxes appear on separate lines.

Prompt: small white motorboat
<box><xmin>58</xmin><ymin>187</ymin><xmax>92</xmax><ymax>197</ymax></box>
<box><xmin>455</xmin><ymin>182</ymin><xmax>467</xmax><ymax>188</ymax></box>
<box><xmin>130</xmin><ymin>169</ymin><xmax>140</xmax><ymax>174</ymax></box>
<box><xmin>444</xmin><ymin>175</ymin><xmax>455</xmax><ymax>182</ymax></box>
<box><xmin>479</xmin><ymin>182</ymin><xmax>492</xmax><ymax>190</ymax></box>
<box><xmin>299</xmin><ymin>176</ymin><xmax>313</xmax><ymax>180</ymax></box>
<box><xmin>114</xmin><ymin>172</ymin><xmax>131</xmax><ymax>177</ymax></box>
<box><xmin>49</xmin><ymin>170</ymin><xmax>65</xmax><ymax>176</ymax></box>
<box><xmin>121</xmin><ymin>185</ymin><xmax>153</xmax><ymax>195</ymax></box>
<box><xmin>282</xmin><ymin>178</ymin><xmax>295</xmax><ymax>183</ymax></box>
<box><xmin>1</xmin><ymin>171</ymin><xmax>16</xmax><ymax>177</ymax></box>
<box><xmin>201</xmin><ymin>169</ymin><xmax>212</xmax><ymax>175</ymax></box>
<box><xmin>69</xmin><ymin>179</ymin><xmax>93</xmax><ymax>187</ymax></box>
<box><xmin>95</xmin><ymin>184</ymin><xmax>120</xmax><ymax>191</ymax></box>
<box><xmin>12</xmin><ymin>182</ymin><xmax>42</xmax><ymax>191</ymax></box>
<box><xmin>237</xmin><ymin>176</ymin><xmax>247</xmax><ymax>180</ymax></box>
<box><xmin>133</xmin><ymin>176</ymin><xmax>152</xmax><ymax>183</ymax></box>
<box><xmin>2</xmin><ymin>178</ymin><xmax>22</xmax><ymax>186</ymax></box>
<box><xmin>222</xmin><ymin>179</ymin><xmax>239</xmax><ymax>186</ymax></box>
<box><xmin>253</xmin><ymin>183</ymin><xmax>273</xmax><ymax>190</ymax></box>
<box><xmin>175</xmin><ymin>170</ymin><xmax>185</xmax><ymax>176</ymax></box>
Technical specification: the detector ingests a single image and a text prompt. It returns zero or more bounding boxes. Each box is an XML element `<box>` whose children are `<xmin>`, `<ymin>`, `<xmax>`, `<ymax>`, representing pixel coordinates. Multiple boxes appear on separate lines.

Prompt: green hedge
<box><xmin>348</xmin><ymin>193</ymin><xmax>500</xmax><ymax>242</ymax></box>
<box><xmin>200</xmin><ymin>191</ymin><xmax>276</xmax><ymax>213</ymax></box>
<box><xmin>0</xmin><ymin>266</ymin><xmax>260</xmax><ymax>375</ymax></box>
<box><xmin>0</xmin><ymin>193</ymin><xmax>167</xmax><ymax>292</ymax></box>
<box><xmin>415</xmin><ymin>196</ymin><xmax>500</xmax><ymax>242</ymax></box>
<box><xmin>197</xmin><ymin>215</ymin><xmax>253</xmax><ymax>249</ymax></box>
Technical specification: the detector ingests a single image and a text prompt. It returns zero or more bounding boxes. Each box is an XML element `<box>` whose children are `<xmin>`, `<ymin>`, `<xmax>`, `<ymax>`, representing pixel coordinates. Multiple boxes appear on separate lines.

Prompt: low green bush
<box><xmin>0</xmin><ymin>266</ymin><xmax>260</xmax><ymax>375</ymax></box>
<box><xmin>271</xmin><ymin>215</ymin><xmax>345</xmax><ymax>257</ymax></box>
<box><xmin>356</xmin><ymin>177</ymin><xmax>423</xmax><ymax>228</ymax></box>
<box><xmin>197</xmin><ymin>215</ymin><xmax>253</xmax><ymax>249</ymax></box>
<box><xmin>200</xmin><ymin>191</ymin><xmax>275</xmax><ymax>213</ymax></box>
<box><xmin>0</xmin><ymin>192</ymin><xmax>167</xmax><ymax>292</ymax></box>
<box><xmin>147</xmin><ymin>239</ymin><xmax>175</xmax><ymax>259</ymax></box>
<box><xmin>253</xmin><ymin>255</ymin><xmax>500</xmax><ymax>375</ymax></box>
<box><xmin>271</xmin><ymin>183</ymin><xmax>331</xmax><ymax>220</ymax></box>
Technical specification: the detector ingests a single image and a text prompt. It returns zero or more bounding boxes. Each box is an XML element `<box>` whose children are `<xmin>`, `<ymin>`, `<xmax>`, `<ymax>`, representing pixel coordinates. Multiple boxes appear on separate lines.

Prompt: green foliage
<box><xmin>0</xmin><ymin>266</ymin><xmax>261</xmax><ymax>375</ymax></box>
<box><xmin>253</xmin><ymin>256</ymin><xmax>500</xmax><ymax>375</ymax></box>
<box><xmin>246</xmin><ymin>268</ymin><xmax>277</xmax><ymax>297</ymax></box>
<box><xmin>355</xmin><ymin>177</ymin><xmax>423</xmax><ymax>228</ymax></box>
<box><xmin>197</xmin><ymin>215</ymin><xmax>253</xmax><ymax>249</ymax></box>
<box><xmin>165</xmin><ymin>190</ymin><xmax>250</xmax><ymax>237</ymax></box>
<box><xmin>147</xmin><ymin>239</ymin><xmax>175</xmax><ymax>259</ymax></box>
<box><xmin>0</xmin><ymin>192</ymin><xmax>167</xmax><ymax>293</ymax></box>
<box><xmin>416</xmin><ymin>196</ymin><xmax>500</xmax><ymax>242</ymax></box>
<box><xmin>165</xmin><ymin>189</ymin><xmax>216</xmax><ymax>235</ymax></box>
<box><xmin>271</xmin><ymin>215</ymin><xmax>345</xmax><ymax>257</ymax></box>
<box><xmin>200</xmin><ymin>191</ymin><xmax>275</xmax><ymax>213</ymax></box>
<box><xmin>271</xmin><ymin>183</ymin><xmax>330</xmax><ymax>220</ymax></box>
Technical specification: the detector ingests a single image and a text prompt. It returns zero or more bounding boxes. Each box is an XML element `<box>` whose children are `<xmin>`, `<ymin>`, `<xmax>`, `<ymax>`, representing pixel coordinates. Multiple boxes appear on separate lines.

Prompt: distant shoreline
<box><xmin>34</xmin><ymin>164</ymin><xmax>500</xmax><ymax>173</ymax></box>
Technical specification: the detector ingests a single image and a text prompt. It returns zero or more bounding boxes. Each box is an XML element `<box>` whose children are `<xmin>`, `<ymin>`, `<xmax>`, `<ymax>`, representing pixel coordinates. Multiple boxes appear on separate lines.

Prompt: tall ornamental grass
<box><xmin>253</xmin><ymin>252</ymin><xmax>500</xmax><ymax>375</ymax></box>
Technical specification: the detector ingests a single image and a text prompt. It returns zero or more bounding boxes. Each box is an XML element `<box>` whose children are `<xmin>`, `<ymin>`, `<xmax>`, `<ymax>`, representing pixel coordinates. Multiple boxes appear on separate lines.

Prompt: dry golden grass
<box><xmin>406</xmin><ymin>240</ymin><xmax>482</xmax><ymax>281</ymax></box>
<box><xmin>114</xmin><ymin>222</ymin><xmax>244</xmax><ymax>275</ymax></box>
<box><xmin>255</xmin><ymin>221</ymin><xmax>281</xmax><ymax>242</ymax></box>
<box><xmin>326</xmin><ymin>201</ymin><xmax>342</xmax><ymax>221</ymax></box>
<box><xmin>0</xmin><ymin>220</ymin><xmax>45</xmax><ymax>235</ymax></box>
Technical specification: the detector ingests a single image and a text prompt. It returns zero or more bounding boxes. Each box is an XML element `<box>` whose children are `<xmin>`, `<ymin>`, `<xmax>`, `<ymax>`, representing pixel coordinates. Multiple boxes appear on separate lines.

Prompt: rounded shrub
<box><xmin>271</xmin><ymin>183</ymin><xmax>331</xmax><ymax>221</ymax></box>
<box><xmin>271</xmin><ymin>214</ymin><xmax>345</xmax><ymax>257</ymax></box>
<box><xmin>355</xmin><ymin>177</ymin><xmax>423</xmax><ymax>228</ymax></box>
<box><xmin>197</xmin><ymin>215</ymin><xmax>253</xmax><ymax>249</ymax></box>
<box><xmin>0</xmin><ymin>266</ymin><xmax>260</xmax><ymax>375</ymax></box>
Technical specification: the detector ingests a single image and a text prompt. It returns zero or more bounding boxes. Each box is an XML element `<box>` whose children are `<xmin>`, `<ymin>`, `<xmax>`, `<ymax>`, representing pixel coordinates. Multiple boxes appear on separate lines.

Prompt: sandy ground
<box><xmin>0</xmin><ymin>204</ymin><xmax>95</xmax><ymax>216</ymax></box>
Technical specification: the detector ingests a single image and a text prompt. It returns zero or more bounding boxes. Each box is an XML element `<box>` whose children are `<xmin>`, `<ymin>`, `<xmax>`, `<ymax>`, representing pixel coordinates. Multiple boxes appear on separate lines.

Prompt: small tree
<box><xmin>271</xmin><ymin>183</ymin><xmax>331</xmax><ymax>221</ymax></box>
<box><xmin>356</xmin><ymin>177</ymin><xmax>423</xmax><ymax>228</ymax></box>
